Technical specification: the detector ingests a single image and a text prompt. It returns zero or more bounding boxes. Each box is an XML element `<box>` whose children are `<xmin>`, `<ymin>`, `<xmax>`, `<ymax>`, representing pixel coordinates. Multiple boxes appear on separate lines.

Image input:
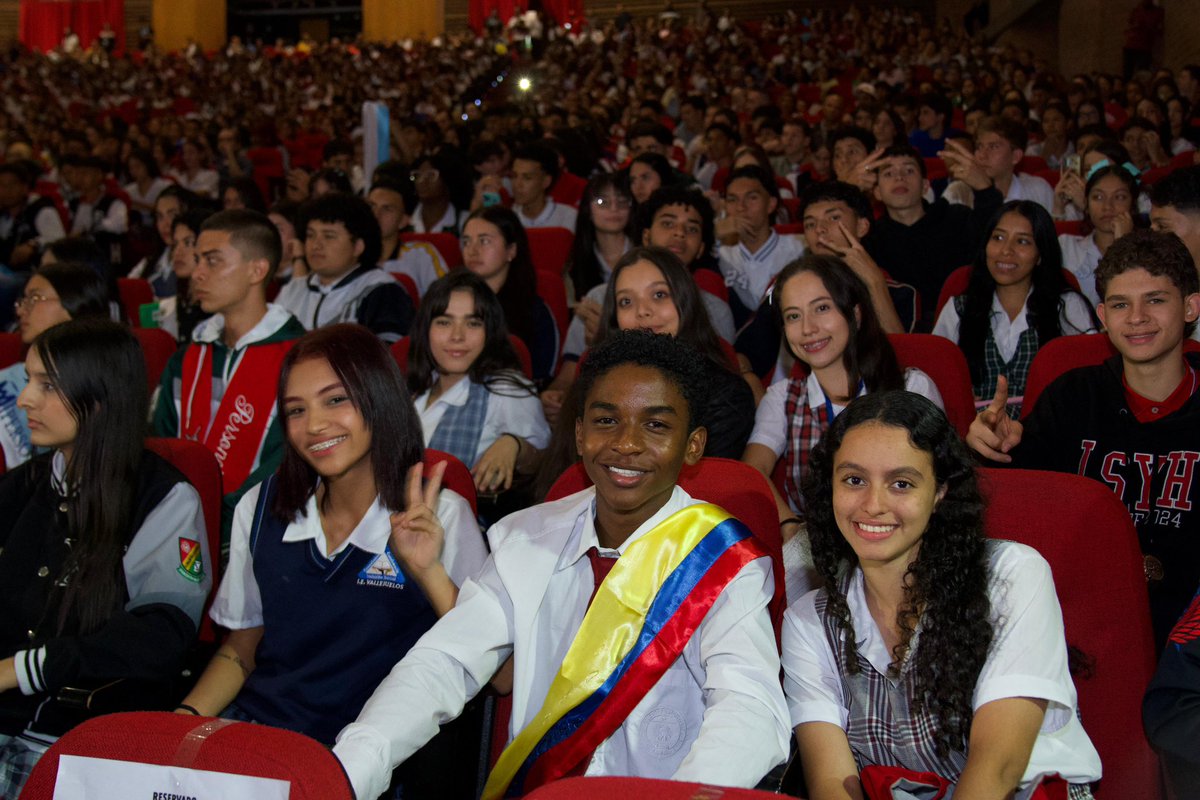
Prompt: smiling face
<box><xmin>1097</xmin><ymin>268</ymin><xmax>1200</xmax><ymax>366</ymax></box>
<box><xmin>832</xmin><ymin>421</ymin><xmax>945</xmax><ymax>572</ymax></box>
<box><xmin>780</xmin><ymin>269</ymin><xmax>853</xmax><ymax>374</ymax></box>
<box><xmin>985</xmin><ymin>210</ymin><xmax>1039</xmax><ymax>291</ymax></box>
<box><xmin>429</xmin><ymin>289</ymin><xmax>486</xmax><ymax>381</ymax></box>
<box><xmin>283</xmin><ymin>356</ymin><xmax>373</xmax><ymax>483</ymax></box>
<box><xmin>1086</xmin><ymin>174</ymin><xmax>1133</xmax><ymax>233</ymax></box>
<box><xmin>614</xmin><ymin>259</ymin><xmax>680</xmax><ymax>336</ymax></box>
<box><xmin>576</xmin><ymin>363</ymin><xmax>705</xmax><ymax>544</ymax></box>
<box><xmin>803</xmin><ymin>199</ymin><xmax>868</xmax><ymax>255</ymax></box>
<box><xmin>18</xmin><ymin>348</ymin><xmax>78</xmax><ymax>457</ymax></box>
<box><xmin>832</xmin><ymin>137</ymin><xmax>869</xmax><ymax>182</ymax></box>
<box><xmin>643</xmin><ymin>202</ymin><xmax>704</xmax><ymax>265</ymax></box>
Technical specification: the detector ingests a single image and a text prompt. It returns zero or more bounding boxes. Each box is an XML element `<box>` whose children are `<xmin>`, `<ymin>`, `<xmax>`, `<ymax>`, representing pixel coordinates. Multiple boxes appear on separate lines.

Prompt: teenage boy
<box><xmin>0</xmin><ymin>162</ymin><xmax>65</xmax><ymax>269</ymax></box>
<box><xmin>276</xmin><ymin>192</ymin><xmax>413</xmax><ymax>343</ymax></box>
<box><xmin>369</xmin><ymin>177</ymin><xmax>447</xmax><ymax>296</ymax></box>
<box><xmin>718</xmin><ymin>165</ymin><xmax>805</xmax><ymax>324</ymax></box>
<box><xmin>1150</xmin><ymin>166</ymin><xmax>1200</xmax><ymax>279</ymax></box>
<box><xmin>695</xmin><ymin>122</ymin><xmax>738</xmax><ymax>190</ymax></box>
<box><xmin>511</xmin><ymin>143</ymin><xmax>577</xmax><ymax>230</ymax></box>
<box><xmin>943</xmin><ymin>116</ymin><xmax>1054</xmax><ymax>214</ymax></box>
<box><xmin>334</xmin><ymin>330</ymin><xmax>789</xmax><ymax>800</ymax></box>
<box><xmin>153</xmin><ymin>210</ymin><xmax>306</xmax><ymax>550</ymax></box>
<box><xmin>908</xmin><ymin>92</ymin><xmax>957</xmax><ymax>158</ymax></box>
<box><xmin>67</xmin><ymin>155</ymin><xmax>128</xmax><ymax>264</ymax></box>
<box><xmin>770</xmin><ymin>117</ymin><xmax>814</xmax><ymax>194</ymax></box>
<box><xmin>968</xmin><ymin>231</ymin><xmax>1200</xmax><ymax>647</ymax></box>
<box><xmin>866</xmin><ymin>144</ymin><xmax>1003</xmax><ymax>331</ymax></box>
<box><xmin>829</xmin><ymin>126</ymin><xmax>883</xmax><ymax>194</ymax></box>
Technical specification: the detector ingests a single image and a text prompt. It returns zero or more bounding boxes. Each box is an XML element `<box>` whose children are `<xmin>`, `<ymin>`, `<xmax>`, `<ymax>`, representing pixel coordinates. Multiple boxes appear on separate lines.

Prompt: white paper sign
<box><xmin>53</xmin><ymin>754</ymin><xmax>291</xmax><ymax>800</ymax></box>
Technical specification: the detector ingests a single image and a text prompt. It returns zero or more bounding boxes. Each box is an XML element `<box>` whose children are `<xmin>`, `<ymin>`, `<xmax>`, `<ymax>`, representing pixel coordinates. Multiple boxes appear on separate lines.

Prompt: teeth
<box><xmin>859</xmin><ymin>523</ymin><xmax>896</xmax><ymax>533</ymax></box>
<box><xmin>309</xmin><ymin>436</ymin><xmax>346</xmax><ymax>452</ymax></box>
<box><xmin>608</xmin><ymin>466</ymin><xmax>643</xmax><ymax>477</ymax></box>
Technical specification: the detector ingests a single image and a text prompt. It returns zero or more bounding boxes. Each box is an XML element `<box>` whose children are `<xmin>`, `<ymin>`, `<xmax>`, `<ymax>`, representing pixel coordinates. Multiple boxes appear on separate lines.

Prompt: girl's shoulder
<box><xmin>482</xmin><ymin>370</ymin><xmax>537</xmax><ymax>398</ymax></box>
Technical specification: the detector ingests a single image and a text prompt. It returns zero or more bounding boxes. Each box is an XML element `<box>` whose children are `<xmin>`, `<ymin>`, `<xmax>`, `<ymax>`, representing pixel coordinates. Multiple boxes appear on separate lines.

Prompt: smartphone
<box><xmin>482</xmin><ymin>191</ymin><xmax>502</xmax><ymax>207</ymax></box>
<box><xmin>1063</xmin><ymin>154</ymin><xmax>1081</xmax><ymax>176</ymax></box>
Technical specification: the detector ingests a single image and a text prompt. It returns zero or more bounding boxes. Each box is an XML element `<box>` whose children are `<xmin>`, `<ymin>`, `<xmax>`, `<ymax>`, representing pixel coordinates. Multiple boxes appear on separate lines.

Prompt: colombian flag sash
<box><xmin>483</xmin><ymin>503</ymin><xmax>768</xmax><ymax>800</ymax></box>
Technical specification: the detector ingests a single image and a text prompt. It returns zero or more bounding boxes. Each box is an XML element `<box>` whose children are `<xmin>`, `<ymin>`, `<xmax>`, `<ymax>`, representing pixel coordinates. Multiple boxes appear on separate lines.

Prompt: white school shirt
<box><xmin>210</xmin><ymin>484</ymin><xmax>487</xmax><ymax>630</ymax></box>
<box><xmin>748</xmin><ymin>369</ymin><xmax>945</xmax><ymax>460</ymax></box>
<box><xmin>515</xmin><ymin>198</ymin><xmax>577</xmax><ymax>231</ymax></box>
<box><xmin>1058</xmin><ymin>232</ymin><xmax>1103</xmax><ymax>305</ymax></box>
<box><xmin>944</xmin><ymin>172</ymin><xmax>1055</xmax><ymax>215</ymax></box>
<box><xmin>410</xmin><ymin>203</ymin><xmax>466</xmax><ymax>234</ymax></box>
<box><xmin>413</xmin><ymin>373</ymin><xmax>550</xmax><ymax>467</ymax></box>
<box><xmin>782</xmin><ymin>541</ymin><xmax>1103</xmax><ymax>789</ymax></box>
<box><xmin>932</xmin><ymin>291</ymin><xmax>1096</xmax><ymax>362</ymax></box>
<box><xmin>718</xmin><ymin>231</ymin><xmax>806</xmax><ymax>311</ymax></box>
<box><xmin>333</xmin><ymin>485</ymin><xmax>790</xmax><ymax>800</ymax></box>
<box><xmin>380</xmin><ymin>239</ymin><xmax>448</xmax><ymax>297</ymax></box>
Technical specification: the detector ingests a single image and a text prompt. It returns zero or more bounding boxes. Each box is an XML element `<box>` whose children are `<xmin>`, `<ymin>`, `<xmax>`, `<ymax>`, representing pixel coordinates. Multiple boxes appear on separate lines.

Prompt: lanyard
<box><xmin>823</xmin><ymin>379</ymin><xmax>865</xmax><ymax>421</ymax></box>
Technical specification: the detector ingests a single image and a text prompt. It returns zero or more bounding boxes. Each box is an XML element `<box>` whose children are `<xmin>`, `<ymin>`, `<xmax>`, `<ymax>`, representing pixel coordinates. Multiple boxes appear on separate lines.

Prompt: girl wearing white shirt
<box><xmin>783</xmin><ymin>390</ymin><xmax>1100</xmax><ymax>799</ymax></box>
<box><xmin>1058</xmin><ymin>164</ymin><xmax>1138</xmax><ymax>304</ymax></box>
<box><xmin>408</xmin><ymin>271</ymin><xmax>550</xmax><ymax>495</ymax></box>
<box><xmin>934</xmin><ymin>201</ymin><xmax>1095</xmax><ymax>418</ymax></box>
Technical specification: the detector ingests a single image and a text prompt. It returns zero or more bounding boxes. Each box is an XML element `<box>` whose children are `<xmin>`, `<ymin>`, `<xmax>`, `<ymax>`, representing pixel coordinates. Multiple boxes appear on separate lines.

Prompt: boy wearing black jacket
<box><xmin>968</xmin><ymin>231</ymin><xmax>1200</xmax><ymax>646</ymax></box>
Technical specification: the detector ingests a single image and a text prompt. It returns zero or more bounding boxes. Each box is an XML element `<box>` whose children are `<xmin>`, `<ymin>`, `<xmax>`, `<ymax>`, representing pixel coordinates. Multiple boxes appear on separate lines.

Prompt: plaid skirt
<box><xmin>0</xmin><ymin>732</ymin><xmax>52</xmax><ymax>799</ymax></box>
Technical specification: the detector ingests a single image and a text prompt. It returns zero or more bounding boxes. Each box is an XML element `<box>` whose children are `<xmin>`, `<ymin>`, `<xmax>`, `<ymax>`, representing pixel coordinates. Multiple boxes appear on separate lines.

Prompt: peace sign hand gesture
<box><xmin>390</xmin><ymin>460</ymin><xmax>448</xmax><ymax>576</ymax></box>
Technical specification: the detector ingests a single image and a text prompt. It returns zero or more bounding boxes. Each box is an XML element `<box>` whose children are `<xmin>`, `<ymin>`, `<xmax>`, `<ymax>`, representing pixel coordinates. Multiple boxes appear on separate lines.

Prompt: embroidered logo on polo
<box><xmin>357</xmin><ymin>548</ymin><xmax>407</xmax><ymax>589</ymax></box>
<box><xmin>177</xmin><ymin>538</ymin><xmax>204</xmax><ymax>583</ymax></box>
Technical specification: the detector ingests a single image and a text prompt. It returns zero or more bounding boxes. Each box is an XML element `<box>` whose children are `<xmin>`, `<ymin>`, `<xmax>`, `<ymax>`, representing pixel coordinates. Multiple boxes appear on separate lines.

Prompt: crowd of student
<box><xmin>1</xmin><ymin>3</ymin><xmax>1200</xmax><ymax>799</ymax></box>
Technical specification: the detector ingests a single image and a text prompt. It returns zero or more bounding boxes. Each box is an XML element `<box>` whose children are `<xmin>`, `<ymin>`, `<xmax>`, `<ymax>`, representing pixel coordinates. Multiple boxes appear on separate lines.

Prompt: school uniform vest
<box><xmin>955</xmin><ymin>295</ymin><xmax>1038</xmax><ymax>418</ymax></box>
<box><xmin>235</xmin><ymin>477</ymin><xmax>437</xmax><ymax>745</ymax></box>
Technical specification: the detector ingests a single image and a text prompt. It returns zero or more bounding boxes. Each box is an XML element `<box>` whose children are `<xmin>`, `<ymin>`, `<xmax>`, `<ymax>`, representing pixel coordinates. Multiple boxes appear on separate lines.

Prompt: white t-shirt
<box><xmin>944</xmin><ymin>172</ymin><xmax>1055</xmax><ymax>215</ymax></box>
<box><xmin>413</xmin><ymin>374</ymin><xmax>551</xmax><ymax>467</ymax></box>
<box><xmin>515</xmin><ymin>198</ymin><xmax>577</xmax><ymax>231</ymax></box>
<box><xmin>380</xmin><ymin>239</ymin><xmax>448</xmax><ymax>297</ymax></box>
<box><xmin>718</xmin><ymin>231</ymin><xmax>806</xmax><ymax>311</ymax></box>
<box><xmin>782</xmin><ymin>540</ymin><xmax>1103</xmax><ymax>789</ymax></box>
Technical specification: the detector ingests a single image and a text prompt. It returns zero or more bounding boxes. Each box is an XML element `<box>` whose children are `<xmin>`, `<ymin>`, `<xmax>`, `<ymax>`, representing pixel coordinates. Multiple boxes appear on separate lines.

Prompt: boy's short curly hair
<box><xmin>576</xmin><ymin>329</ymin><xmax>708</xmax><ymax>430</ymax></box>
<box><xmin>1096</xmin><ymin>230</ymin><xmax>1199</xmax><ymax>336</ymax></box>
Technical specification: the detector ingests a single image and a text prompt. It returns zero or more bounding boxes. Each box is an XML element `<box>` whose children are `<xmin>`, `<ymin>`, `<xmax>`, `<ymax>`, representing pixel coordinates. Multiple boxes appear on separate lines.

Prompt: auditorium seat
<box><xmin>117</xmin><ymin>277</ymin><xmax>155</xmax><ymax>327</ymax></box>
<box><xmin>400</xmin><ymin>231</ymin><xmax>463</xmax><ymax>269</ymax></box>
<box><xmin>887</xmin><ymin>333</ymin><xmax>976</xmax><ymax>437</ymax></box>
<box><xmin>133</xmin><ymin>327</ymin><xmax>178</xmax><ymax>391</ymax></box>
<box><xmin>21</xmin><ymin>712</ymin><xmax>352</xmax><ymax>800</ymax></box>
<box><xmin>979</xmin><ymin>467</ymin><xmax>1161</xmax><ymax>799</ymax></box>
<box><xmin>527</xmin><ymin>226</ymin><xmax>574</xmax><ymax>278</ymax></box>
<box><xmin>424</xmin><ymin>448</ymin><xmax>478</xmax><ymax>515</ymax></box>
<box><xmin>0</xmin><ymin>332</ymin><xmax>24</xmax><ymax>368</ymax></box>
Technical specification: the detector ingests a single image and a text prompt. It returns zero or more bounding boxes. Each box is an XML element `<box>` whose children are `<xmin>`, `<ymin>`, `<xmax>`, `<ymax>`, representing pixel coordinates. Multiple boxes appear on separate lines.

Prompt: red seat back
<box><xmin>0</xmin><ymin>332</ymin><xmax>25</xmax><ymax>368</ymax></box>
<box><xmin>1021</xmin><ymin>333</ymin><xmax>1117</xmax><ymax>419</ymax></box>
<box><xmin>145</xmin><ymin>438</ymin><xmax>222</xmax><ymax>644</ymax></box>
<box><xmin>21</xmin><ymin>712</ymin><xmax>352</xmax><ymax>800</ymax></box>
<box><xmin>979</xmin><ymin>468</ymin><xmax>1161</xmax><ymax>798</ymax></box>
<box><xmin>549</xmin><ymin>171</ymin><xmax>587</xmax><ymax>208</ymax></box>
<box><xmin>692</xmin><ymin>267</ymin><xmax>729</xmax><ymax>304</ymax></box>
<box><xmin>535</xmin><ymin>269</ymin><xmax>570</xmax><ymax>344</ymax></box>
<box><xmin>424</xmin><ymin>448</ymin><xmax>478</xmax><ymax>515</ymax></box>
<box><xmin>400</xmin><ymin>232</ymin><xmax>463</xmax><ymax>269</ymax></box>
<box><xmin>117</xmin><ymin>277</ymin><xmax>155</xmax><ymax>327</ymax></box>
<box><xmin>1015</xmin><ymin>155</ymin><xmax>1048</xmax><ymax>174</ymax></box>
<box><xmin>527</xmin><ymin>226</ymin><xmax>574</xmax><ymax>278</ymax></box>
<box><xmin>924</xmin><ymin>157</ymin><xmax>948</xmax><ymax>181</ymax></box>
<box><xmin>133</xmin><ymin>328</ymin><xmax>178</xmax><ymax>392</ymax></box>
<box><xmin>1055</xmin><ymin>219</ymin><xmax>1086</xmax><ymax>237</ymax></box>
<box><xmin>887</xmin><ymin>333</ymin><xmax>976</xmax><ymax>437</ymax></box>
<box><xmin>390</xmin><ymin>271</ymin><xmax>420</xmax><ymax>307</ymax></box>
<box><xmin>546</xmin><ymin>457</ymin><xmax>786</xmax><ymax>645</ymax></box>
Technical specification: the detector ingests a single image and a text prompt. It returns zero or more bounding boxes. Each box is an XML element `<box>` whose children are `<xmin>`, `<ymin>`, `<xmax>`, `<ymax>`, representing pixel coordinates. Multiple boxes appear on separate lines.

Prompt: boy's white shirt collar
<box><xmin>558</xmin><ymin>484</ymin><xmax>693</xmax><ymax>570</ymax></box>
<box><xmin>281</xmin><ymin>491</ymin><xmax>392</xmax><ymax>558</ymax></box>
<box><xmin>192</xmin><ymin>303</ymin><xmax>293</xmax><ymax>350</ymax></box>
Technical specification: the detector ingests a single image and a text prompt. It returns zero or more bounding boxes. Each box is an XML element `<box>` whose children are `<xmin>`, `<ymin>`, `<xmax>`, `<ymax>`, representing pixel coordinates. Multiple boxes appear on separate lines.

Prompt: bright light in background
<box><xmin>518</xmin><ymin>77</ymin><xmax>532</xmax><ymax>92</ymax></box>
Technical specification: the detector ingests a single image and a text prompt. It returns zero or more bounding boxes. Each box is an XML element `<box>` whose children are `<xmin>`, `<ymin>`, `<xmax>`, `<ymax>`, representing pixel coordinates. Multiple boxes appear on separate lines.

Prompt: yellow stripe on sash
<box><xmin>483</xmin><ymin>502</ymin><xmax>733</xmax><ymax>800</ymax></box>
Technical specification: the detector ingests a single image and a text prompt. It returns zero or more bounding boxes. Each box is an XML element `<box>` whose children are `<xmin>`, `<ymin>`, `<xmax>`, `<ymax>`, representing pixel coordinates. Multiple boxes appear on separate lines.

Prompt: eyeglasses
<box><xmin>411</xmin><ymin>169</ymin><xmax>440</xmax><ymax>183</ymax></box>
<box><xmin>14</xmin><ymin>293</ymin><xmax>59</xmax><ymax>313</ymax></box>
<box><xmin>592</xmin><ymin>196</ymin><xmax>632</xmax><ymax>210</ymax></box>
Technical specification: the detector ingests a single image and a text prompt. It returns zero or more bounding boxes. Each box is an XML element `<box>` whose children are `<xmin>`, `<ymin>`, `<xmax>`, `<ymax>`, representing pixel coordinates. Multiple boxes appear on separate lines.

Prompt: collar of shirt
<box><xmin>51</xmin><ymin>449</ymin><xmax>70</xmax><ymax>497</ymax></box>
<box><xmin>192</xmin><ymin>303</ymin><xmax>294</xmax><ymax>351</ymax></box>
<box><xmin>281</xmin><ymin>491</ymin><xmax>393</xmax><ymax>558</ymax></box>
<box><xmin>557</xmin><ymin>485</ymin><xmax>692</xmax><ymax>571</ymax></box>
<box><xmin>803</xmin><ymin>371</ymin><xmax>868</xmax><ymax>412</ymax></box>
<box><xmin>1122</xmin><ymin>361</ymin><xmax>1197</xmax><ymax>423</ymax></box>
<box><xmin>420</xmin><ymin>376</ymin><xmax>472</xmax><ymax>411</ymax></box>
<box><xmin>988</xmin><ymin>289</ymin><xmax>1033</xmax><ymax>342</ymax></box>
<box><xmin>520</xmin><ymin>198</ymin><xmax>559</xmax><ymax>227</ymax></box>
<box><xmin>844</xmin><ymin>567</ymin><xmax>921</xmax><ymax>678</ymax></box>
<box><xmin>305</xmin><ymin>264</ymin><xmax>370</xmax><ymax>295</ymax></box>
<box><xmin>411</xmin><ymin>202</ymin><xmax>458</xmax><ymax>233</ymax></box>
<box><xmin>737</xmin><ymin>229</ymin><xmax>780</xmax><ymax>261</ymax></box>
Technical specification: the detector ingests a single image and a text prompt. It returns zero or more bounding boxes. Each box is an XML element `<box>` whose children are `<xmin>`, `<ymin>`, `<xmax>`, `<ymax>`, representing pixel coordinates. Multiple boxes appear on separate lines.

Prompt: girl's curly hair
<box><xmin>800</xmin><ymin>390</ymin><xmax>992</xmax><ymax>757</ymax></box>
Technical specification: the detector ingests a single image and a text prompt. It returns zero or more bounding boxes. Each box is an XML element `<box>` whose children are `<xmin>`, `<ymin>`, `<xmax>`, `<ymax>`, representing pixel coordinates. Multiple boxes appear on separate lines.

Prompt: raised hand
<box><xmin>1111</xmin><ymin>210</ymin><xmax>1134</xmax><ymax>239</ymax></box>
<box><xmin>849</xmin><ymin>148</ymin><xmax>886</xmax><ymax>192</ymax></box>
<box><xmin>939</xmin><ymin>140</ymin><xmax>991</xmax><ymax>190</ymax></box>
<box><xmin>965</xmin><ymin>375</ymin><xmax>1024</xmax><ymax>463</ymax></box>
<box><xmin>389</xmin><ymin>460</ymin><xmax>448</xmax><ymax>575</ymax></box>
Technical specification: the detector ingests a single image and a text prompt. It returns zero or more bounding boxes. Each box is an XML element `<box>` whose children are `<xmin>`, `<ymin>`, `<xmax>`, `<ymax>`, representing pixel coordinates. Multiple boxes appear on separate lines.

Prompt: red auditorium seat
<box><xmin>133</xmin><ymin>327</ymin><xmax>178</xmax><ymax>391</ymax></box>
<box><xmin>887</xmin><ymin>333</ymin><xmax>976</xmax><ymax>437</ymax></box>
<box><xmin>979</xmin><ymin>467</ymin><xmax>1161</xmax><ymax>798</ymax></box>
<box><xmin>1055</xmin><ymin>219</ymin><xmax>1086</xmax><ymax>237</ymax></box>
<box><xmin>21</xmin><ymin>712</ymin><xmax>352</xmax><ymax>800</ymax></box>
<box><xmin>692</xmin><ymin>266</ymin><xmax>729</xmax><ymax>303</ymax></box>
<box><xmin>549</xmin><ymin>170</ymin><xmax>587</xmax><ymax>208</ymax></box>
<box><xmin>400</xmin><ymin>231</ymin><xmax>463</xmax><ymax>269</ymax></box>
<box><xmin>527</xmin><ymin>226</ymin><xmax>574</xmax><ymax>278</ymax></box>
<box><xmin>0</xmin><ymin>332</ymin><xmax>24</xmax><ymax>368</ymax></box>
<box><xmin>117</xmin><ymin>277</ymin><xmax>155</xmax><ymax>327</ymax></box>
<box><xmin>390</xmin><ymin>271</ymin><xmax>420</xmax><ymax>307</ymax></box>
<box><xmin>424</xmin><ymin>449</ymin><xmax>478</xmax><ymax>515</ymax></box>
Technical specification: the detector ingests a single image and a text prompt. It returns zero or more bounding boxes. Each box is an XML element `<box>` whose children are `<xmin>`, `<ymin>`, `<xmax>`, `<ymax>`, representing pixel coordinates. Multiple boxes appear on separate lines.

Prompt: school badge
<box><xmin>358</xmin><ymin>548</ymin><xmax>407</xmax><ymax>588</ymax></box>
<box><xmin>178</xmin><ymin>538</ymin><xmax>205</xmax><ymax>583</ymax></box>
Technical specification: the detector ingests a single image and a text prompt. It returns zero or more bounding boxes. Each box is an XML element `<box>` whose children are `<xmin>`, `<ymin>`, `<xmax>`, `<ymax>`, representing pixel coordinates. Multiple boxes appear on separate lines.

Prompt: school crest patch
<box><xmin>177</xmin><ymin>538</ymin><xmax>204</xmax><ymax>583</ymax></box>
<box><xmin>357</xmin><ymin>548</ymin><xmax>407</xmax><ymax>588</ymax></box>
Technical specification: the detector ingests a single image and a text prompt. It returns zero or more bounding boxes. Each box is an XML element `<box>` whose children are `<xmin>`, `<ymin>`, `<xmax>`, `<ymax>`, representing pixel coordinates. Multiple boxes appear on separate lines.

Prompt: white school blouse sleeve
<box><xmin>931</xmin><ymin>297</ymin><xmax>963</xmax><ymax>342</ymax></box>
<box><xmin>781</xmin><ymin>589</ymin><xmax>849</xmax><ymax>728</ymax></box>
<box><xmin>746</xmin><ymin>378</ymin><xmax>790</xmax><ymax>456</ymax></box>
<box><xmin>208</xmin><ymin>483</ymin><xmax>266</xmax><ymax>629</ymax></box>
<box><xmin>902</xmin><ymin>368</ymin><xmax>945</xmax><ymax>410</ymax></box>
<box><xmin>436</xmin><ymin>488</ymin><xmax>488</xmax><ymax>586</ymax></box>
<box><xmin>334</xmin><ymin>554</ymin><xmax>515</xmax><ymax>800</ymax></box>
<box><xmin>672</xmin><ymin>556</ymin><xmax>791</xmax><ymax>785</ymax></box>
<box><xmin>478</xmin><ymin>376</ymin><xmax>552</xmax><ymax>461</ymax></box>
<box><xmin>1060</xmin><ymin>291</ymin><xmax>1098</xmax><ymax>335</ymax></box>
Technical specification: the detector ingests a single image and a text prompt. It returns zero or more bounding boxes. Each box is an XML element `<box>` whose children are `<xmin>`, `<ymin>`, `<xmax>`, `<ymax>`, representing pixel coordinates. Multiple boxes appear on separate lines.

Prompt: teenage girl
<box><xmin>565</xmin><ymin>172</ymin><xmax>635</xmax><ymax>302</ymax></box>
<box><xmin>934</xmin><ymin>200</ymin><xmax>1096</xmax><ymax>418</ymax></box>
<box><xmin>179</xmin><ymin>324</ymin><xmax>487</xmax><ymax>757</ymax></box>
<box><xmin>0</xmin><ymin>319</ymin><xmax>209</xmax><ymax>795</ymax></box>
<box><xmin>407</xmin><ymin>271</ymin><xmax>550</xmax><ymax>494</ymax></box>
<box><xmin>784</xmin><ymin>390</ymin><xmax>1101</xmax><ymax>799</ymax></box>
<box><xmin>1058</xmin><ymin>163</ymin><xmax>1139</xmax><ymax>304</ymax></box>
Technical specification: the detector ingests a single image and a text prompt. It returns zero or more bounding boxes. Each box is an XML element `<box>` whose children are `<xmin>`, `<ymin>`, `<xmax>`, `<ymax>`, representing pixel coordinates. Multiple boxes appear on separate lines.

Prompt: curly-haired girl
<box><xmin>783</xmin><ymin>390</ymin><xmax>1101</xmax><ymax>799</ymax></box>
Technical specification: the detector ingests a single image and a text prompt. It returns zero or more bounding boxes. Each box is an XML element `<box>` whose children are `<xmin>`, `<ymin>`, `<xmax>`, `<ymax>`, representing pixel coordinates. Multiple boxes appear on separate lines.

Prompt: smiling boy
<box><xmin>967</xmin><ymin>231</ymin><xmax>1200</xmax><ymax>645</ymax></box>
<box><xmin>334</xmin><ymin>330</ymin><xmax>788</xmax><ymax>800</ymax></box>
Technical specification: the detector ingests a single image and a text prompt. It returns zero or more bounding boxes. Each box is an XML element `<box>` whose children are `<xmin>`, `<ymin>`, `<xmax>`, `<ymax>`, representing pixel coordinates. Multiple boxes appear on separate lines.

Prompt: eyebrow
<box><xmin>283</xmin><ymin>381</ymin><xmax>345</xmax><ymax>403</ymax></box>
<box><xmin>835</xmin><ymin>461</ymin><xmax>925</xmax><ymax>481</ymax></box>
<box><xmin>199</xmin><ymin>248</ymin><xmax>224</xmax><ymax>259</ymax></box>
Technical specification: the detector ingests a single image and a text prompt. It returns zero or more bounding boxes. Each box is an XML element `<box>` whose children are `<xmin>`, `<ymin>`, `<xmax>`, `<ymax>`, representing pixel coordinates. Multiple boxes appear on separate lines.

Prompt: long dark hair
<box><xmin>597</xmin><ymin>246</ymin><xmax>731</xmax><ymax>373</ymax></box>
<box><xmin>462</xmin><ymin>205</ymin><xmax>538</xmax><ymax>348</ymax></box>
<box><xmin>272</xmin><ymin>324</ymin><xmax>424</xmax><ymax>520</ymax></box>
<box><xmin>959</xmin><ymin>201</ymin><xmax>1078</xmax><ymax>388</ymax></box>
<box><xmin>1083</xmin><ymin>162</ymin><xmax>1139</xmax><ymax>236</ymax></box>
<box><xmin>37</xmin><ymin>319</ymin><xmax>148</xmax><ymax>634</ymax></box>
<box><xmin>406</xmin><ymin>271</ymin><xmax>528</xmax><ymax>397</ymax></box>
<box><xmin>37</xmin><ymin>261</ymin><xmax>112</xmax><ymax>320</ymax></box>
<box><xmin>801</xmin><ymin>390</ymin><xmax>992</xmax><ymax>757</ymax></box>
<box><xmin>772</xmin><ymin>254</ymin><xmax>904</xmax><ymax>393</ymax></box>
<box><xmin>567</xmin><ymin>172</ymin><xmax>633</xmax><ymax>299</ymax></box>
